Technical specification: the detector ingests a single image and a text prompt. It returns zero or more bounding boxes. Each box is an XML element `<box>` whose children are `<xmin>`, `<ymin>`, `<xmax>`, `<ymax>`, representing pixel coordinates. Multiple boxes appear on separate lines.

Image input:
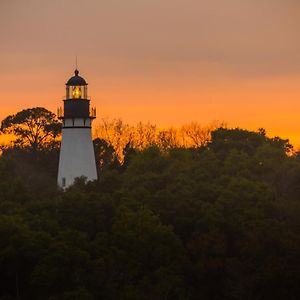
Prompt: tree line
<box><xmin>0</xmin><ymin>107</ymin><xmax>299</xmax><ymax>300</ymax></box>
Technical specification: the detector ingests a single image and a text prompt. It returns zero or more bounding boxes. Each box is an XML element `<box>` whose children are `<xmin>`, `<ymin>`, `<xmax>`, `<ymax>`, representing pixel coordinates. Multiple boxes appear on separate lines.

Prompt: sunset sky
<box><xmin>1</xmin><ymin>0</ymin><xmax>300</xmax><ymax>146</ymax></box>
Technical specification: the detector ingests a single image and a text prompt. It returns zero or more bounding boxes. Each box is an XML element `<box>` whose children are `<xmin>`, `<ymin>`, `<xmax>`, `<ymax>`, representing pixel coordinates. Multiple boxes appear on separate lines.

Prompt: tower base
<box><xmin>57</xmin><ymin>126</ymin><xmax>97</xmax><ymax>188</ymax></box>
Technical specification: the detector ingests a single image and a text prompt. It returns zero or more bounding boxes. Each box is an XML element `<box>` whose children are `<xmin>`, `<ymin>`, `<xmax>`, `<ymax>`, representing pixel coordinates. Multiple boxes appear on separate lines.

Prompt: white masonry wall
<box><xmin>57</xmin><ymin>118</ymin><xmax>97</xmax><ymax>188</ymax></box>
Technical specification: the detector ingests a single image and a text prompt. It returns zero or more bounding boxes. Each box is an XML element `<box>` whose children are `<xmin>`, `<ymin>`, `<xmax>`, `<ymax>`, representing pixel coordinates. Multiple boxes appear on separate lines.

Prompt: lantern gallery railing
<box><xmin>57</xmin><ymin>107</ymin><xmax>96</xmax><ymax>119</ymax></box>
<box><xmin>57</xmin><ymin>107</ymin><xmax>63</xmax><ymax>118</ymax></box>
<box><xmin>62</xmin><ymin>95</ymin><xmax>91</xmax><ymax>100</ymax></box>
<box><xmin>90</xmin><ymin>107</ymin><xmax>96</xmax><ymax>118</ymax></box>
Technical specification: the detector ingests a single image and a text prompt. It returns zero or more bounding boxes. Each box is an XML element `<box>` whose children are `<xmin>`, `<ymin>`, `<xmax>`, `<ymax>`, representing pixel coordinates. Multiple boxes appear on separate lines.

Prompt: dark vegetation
<box><xmin>0</xmin><ymin>108</ymin><xmax>300</xmax><ymax>299</ymax></box>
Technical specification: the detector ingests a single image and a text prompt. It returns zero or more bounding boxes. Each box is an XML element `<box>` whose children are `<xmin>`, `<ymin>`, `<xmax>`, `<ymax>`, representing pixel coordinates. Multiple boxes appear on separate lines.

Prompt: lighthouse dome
<box><xmin>66</xmin><ymin>69</ymin><xmax>87</xmax><ymax>86</ymax></box>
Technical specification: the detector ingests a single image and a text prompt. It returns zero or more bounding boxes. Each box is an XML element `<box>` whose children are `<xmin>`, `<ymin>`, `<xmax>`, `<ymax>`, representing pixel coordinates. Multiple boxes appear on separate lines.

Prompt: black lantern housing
<box><xmin>59</xmin><ymin>69</ymin><xmax>95</xmax><ymax>120</ymax></box>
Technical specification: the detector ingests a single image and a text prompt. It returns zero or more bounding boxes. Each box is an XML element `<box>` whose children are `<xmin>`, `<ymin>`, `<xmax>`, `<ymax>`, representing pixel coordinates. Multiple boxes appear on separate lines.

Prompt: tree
<box><xmin>0</xmin><ymin>107</ymin><xmax>61</xmax><ymax>152</ymax></box>
<box><xmin>93</xmin><ymin>138</ymin><xmax>119</xmax><ymax>171</ymax></box>
<box><xmin>181</xmin><ymin>121</ymin><xmax>225</xmax><ymax>148</ymax></box>
<box><xmin>94</xmin><ymin>118</ymin><xmax>134</xmax><ymax>162</ymax></box>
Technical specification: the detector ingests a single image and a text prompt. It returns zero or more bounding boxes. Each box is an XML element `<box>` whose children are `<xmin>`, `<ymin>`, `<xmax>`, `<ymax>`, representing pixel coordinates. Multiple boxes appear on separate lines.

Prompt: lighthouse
<box><xmin>57</xmin><ymin>69</ymin><xmax>97</xmax><ymax>188</ymax></box>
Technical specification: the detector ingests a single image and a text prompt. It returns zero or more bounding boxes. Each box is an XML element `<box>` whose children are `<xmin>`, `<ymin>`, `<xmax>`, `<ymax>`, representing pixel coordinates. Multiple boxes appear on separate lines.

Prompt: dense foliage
<box><xmin>0</xmin><ymin>126</ymin><xmax>300</xmax><ymax>300</ymax></box>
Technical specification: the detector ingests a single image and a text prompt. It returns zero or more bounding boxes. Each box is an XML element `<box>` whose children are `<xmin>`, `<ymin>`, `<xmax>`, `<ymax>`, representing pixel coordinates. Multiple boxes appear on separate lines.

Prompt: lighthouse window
<box><xmin>62</xmin><ymin>178</ymin><xmax>66</xmax><ymax>187</ymax></box>
<box><xmin>66</xmin><ymin>86</ymin><xmax>70</xmax><ymax>99</ymax></box>
<box><xmin>72</xmin><ymin>86</ymin><xmax>82</xmax><ymax>99</ymax></box>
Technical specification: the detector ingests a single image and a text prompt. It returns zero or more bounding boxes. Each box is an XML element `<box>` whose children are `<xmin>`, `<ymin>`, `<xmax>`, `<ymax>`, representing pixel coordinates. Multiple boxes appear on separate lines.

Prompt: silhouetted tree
<box><xmin>93</xmin><ymin>138</ymin><xmax>120</xmax><ymax>172</ymax></box>
<box><xmin>1</xmin><ymin>107</ymin><xmax>61</xmax><ymax>152</ymax></box>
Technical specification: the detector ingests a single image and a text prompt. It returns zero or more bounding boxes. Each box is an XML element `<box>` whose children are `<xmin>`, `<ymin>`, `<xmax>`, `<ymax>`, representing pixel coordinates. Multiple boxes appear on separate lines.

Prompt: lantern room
<box><xmin>66</xmin><ymin>69</ymin><xmax>88</xmax><ymax>99</ymax></box>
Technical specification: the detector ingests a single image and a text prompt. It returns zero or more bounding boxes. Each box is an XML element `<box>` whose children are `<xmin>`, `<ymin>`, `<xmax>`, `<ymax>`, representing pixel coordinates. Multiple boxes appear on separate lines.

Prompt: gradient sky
<box><xmin>1</xmin><ymin>0</ymin><xmax>300</xmax><ymax>146</ymax></box>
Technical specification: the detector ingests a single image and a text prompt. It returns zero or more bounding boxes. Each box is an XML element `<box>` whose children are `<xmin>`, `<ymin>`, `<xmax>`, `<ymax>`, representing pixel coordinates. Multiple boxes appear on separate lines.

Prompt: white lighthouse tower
<box><xmin>57</xmin><ymin>69</ymin><xmax>97</xmax><ymax>188</ymax></box>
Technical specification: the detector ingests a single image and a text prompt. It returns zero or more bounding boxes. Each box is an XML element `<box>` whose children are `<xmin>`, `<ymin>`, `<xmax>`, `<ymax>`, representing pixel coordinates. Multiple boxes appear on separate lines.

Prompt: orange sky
<box><xmin>1</xmin><ymin>0</ymin><xmax>300</xmax><ymax>147</ymax></box>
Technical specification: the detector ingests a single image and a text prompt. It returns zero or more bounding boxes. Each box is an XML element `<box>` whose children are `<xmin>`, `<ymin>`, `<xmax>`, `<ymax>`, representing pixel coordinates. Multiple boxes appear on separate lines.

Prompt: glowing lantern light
<box><xmin>72</xmin><ymin>86</ymin><xmax>82</xmax><ymax>99</ymax></box>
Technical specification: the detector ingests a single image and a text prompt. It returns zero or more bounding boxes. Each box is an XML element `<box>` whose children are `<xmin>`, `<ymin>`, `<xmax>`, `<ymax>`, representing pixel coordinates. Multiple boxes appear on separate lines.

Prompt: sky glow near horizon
<box><xmin>1</xmin><ymin>0</ymin><xmax>300</xmax><ymax>146</ymax></box>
